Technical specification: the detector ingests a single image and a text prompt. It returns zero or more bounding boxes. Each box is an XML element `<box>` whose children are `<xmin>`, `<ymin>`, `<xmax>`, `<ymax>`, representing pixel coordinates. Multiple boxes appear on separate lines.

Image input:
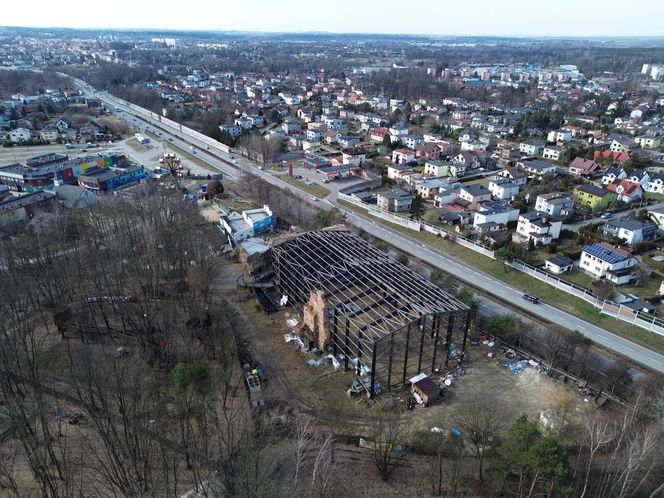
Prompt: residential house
<box><xmin>608</xmin><ymin>134</ymin><xmax>637</xmax><ymax>153</ymax></box>
<box><xmin>635</xmin><ymin>134</ymin><xmax>661</xmax><ymax>149</ymax></box>
<box><xmin>496</xmin><ymin>165</ymin><xmax>528</xmax><ymax>185</ymax></box>
<box><xmin>9</xmin><ymin>127</ymin><xmax>31</xmax><ymax>143</ymax></box>
<box><xmin>472</xmin><ymin>200</ymin><xmax>520</xmax><ymax>226</ymax></box>
<box><xmin>337</xmin><ymin>135</ymin><xmax>360</xmax><ymax>148</ymax></box>
<box><xmin>452</xmin><ymin>151</ymin><xmax>481</xmax><ymax>170</ymax></box>
<box><xmin>605</xmin><ymin>179</ymin><xmax>643</xmax><ymax>203</ymax></box>
<box><xmin>546</xmin><ymin>129</ymin><xmax>573</xmax><ymax>143</ymax></box>
<box><xmin>458</xmin><ymin>184</ymin><xmax>492</xmax><ymax>209</ymax></box>
<box><xmin>542</xmin><ymin>146</ymin><xmax>565</xmax><ymax>162</ymax></box>
<box><xmin>544</xmin><ymin>255</ymin><xmax>574</xmax><ymax>274</ymax></box>
<box><xmin>370</xmin><ymin>127</ymin><xmax>389</xmax><ymax>143</ymax></box>
<box><xmin>422</xmin><ymin>160</ymin><xmax>447</xmax><ymax>177</ymax></box>
<box><xmin>403</xmin><ymin>135</ymin><xmax>424</xmax><ymax>150</ymax></box>
<box><xmin>341</xmin><ymin>148</ymin><xmax>366</xmax><ymax>166</ymax></box>
<box><xmin>519</xmin><ymin>139</ymin><xmax>545</xmax><ymax>156</ymax></box>
<box><xmin>377</xmin><ymin>189</ymin><xmax>413</xmax><ymax>213</ymax></box>
<box><xmin>39</xmin><ymin>125</ymin><xmax>59</xmax><ymax>143</ymax></box>
<box><xmin>306</xmin><ymin>129</ymin><xmax>323</xmax><ymax>142</ymax></box>
<box><xmin>488</xmin><ymin>179</ymin><xmax>520</xmax><ymax>200</ymax></box>
<box><xmin>601</xmin><ymin>166</ymin><xmax>628</xmax><ymax>185</ymax></box>
<box><xmin>416</xmin><ymin>142</ymin><xmax>445</xmax><ymax>161</ymax></box>
<box><xmin>219</xmin><ymin>124</ymin><xmax>242</xmax><ymax>137</ymax></box>
<box><xmin>392</xmin><ymin>148</ymin><xmax>416</xmax><ymax>164</ymax></box>
<box><xmin>386</xmin><ymin>164</ymin><xmax>412</xmax><ymax>180</ymax></box>
<box><xmin>580</xmin><ymin>242</ymin><xmax>636</xmax><ymax>285</ymax></box>
<box><xmin>647</xmin><ymin>172</ymin><xmax>664</xmax><ymax>194</ymax></box>
<box><xmin>574</xmin><ymin>184</ymin><xmax>617</xmax><ymax>211</ymax></box>
<box><xmin>55</xmin><ymin>118</ymin><xmax>71</xmax><ymax>133</ymax></box>
<box><xmin>535</xmin><ymin>192</ymin><xmax>574</xmax><ymax>217</ymax></box>
<box><xmin>433</xmin><ymin>185</ymin><xmax>461</xmax><ymax>207</ymax></box>
<box><xmin>518</xmin><ymin>159</ymin><xmax>557</xmax><ymax>178</ymax></box>
<box><xmin>568</xmin><ymin>157</ymin><xmax>600</xmax><ymax>177</ymax></box>
<box><xmin>281</xmin><ymin>118</ymin><xmax>301</xmax><ymax>135</ymax></box>
<box><xmin>515</xmin><ymin>211</ymin><xmax>562</xmax><ymax>245</ymax></box>
<box><xmin>602</xmin><ymin>218</ymin><xmax>655</xmax><ymax>245</ymax></box>
<box><xmin>79</xmin><ymin>121</ymin><xmax>104</xmax><ymax>140</ymax></box>
<box><xmin>417</xmin><ymin>178</ymin><xmax>453</xmax><ymax>200</ymax></box>
<box><xmin>648</xmin><ymin>206</ymin><xmax>664</xmax><ymax>229</ymax></box>
<box><xmin>388</xmin><ymin>122</ymin><xmax>409</xmax><ymax>142</ymax></box>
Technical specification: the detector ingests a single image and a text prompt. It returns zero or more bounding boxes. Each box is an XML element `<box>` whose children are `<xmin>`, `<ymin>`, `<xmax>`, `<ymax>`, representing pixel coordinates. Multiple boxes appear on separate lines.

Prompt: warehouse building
<box><xmin>272</xmin><ymin>228</ymin><xmax>470</xmax><ymax>396</ymax></box>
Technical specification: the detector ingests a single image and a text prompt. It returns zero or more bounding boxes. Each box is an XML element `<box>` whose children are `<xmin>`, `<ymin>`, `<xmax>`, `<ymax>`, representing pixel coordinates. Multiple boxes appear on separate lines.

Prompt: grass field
<box><xmin>338</xmin><ymin>199</ymin><xmax>664</xmax><ymax>353</ymax></box>
<box><xmin>280</xmin><ymin>175</ymin><xmax>330</xmax><ymax>198</ymax></box>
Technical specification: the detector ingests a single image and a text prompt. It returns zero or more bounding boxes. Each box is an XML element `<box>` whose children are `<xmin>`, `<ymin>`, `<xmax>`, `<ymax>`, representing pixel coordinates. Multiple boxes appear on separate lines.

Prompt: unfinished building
<box><xmin>272</xmin><ymin>228</ymin><xmax>470</xmax><ymax>396</ymax></box>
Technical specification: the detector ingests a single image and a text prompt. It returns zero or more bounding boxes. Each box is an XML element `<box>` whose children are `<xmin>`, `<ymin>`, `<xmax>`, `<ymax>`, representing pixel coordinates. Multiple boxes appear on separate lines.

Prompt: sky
<box><xmin>2</xmin><ymin>0</ymin><xmax>664</xmax><ymax>38</ymax></box>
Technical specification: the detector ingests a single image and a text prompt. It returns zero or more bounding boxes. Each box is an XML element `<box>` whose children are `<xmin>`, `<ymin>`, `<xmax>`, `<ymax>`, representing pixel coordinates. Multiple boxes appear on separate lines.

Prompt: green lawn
<box><xmin>280</xmin><ymin>175</ymin><xmax>330</xmax><ymax>198</ymax></box>
<box><xmin>338</xmin><ymin>199</ymin><xmax>664</xmax><ymax>354</ymax></box>
<box><xmin>646</xmin><ymin>192</ymin><xmax>664</xmax><ymax>202</ymax></box>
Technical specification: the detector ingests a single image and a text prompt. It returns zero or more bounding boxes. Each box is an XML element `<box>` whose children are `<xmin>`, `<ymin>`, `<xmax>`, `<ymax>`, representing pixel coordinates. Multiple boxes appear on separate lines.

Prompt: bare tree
<box><xmin>369</xmin><ymin>410</ymin><xmax>409</xmax><ymax>482</ymax></box>
<box><xmin>459</xmin><ymin>398</ymin><xmax>506</xmax><ymax>482</ymax></box>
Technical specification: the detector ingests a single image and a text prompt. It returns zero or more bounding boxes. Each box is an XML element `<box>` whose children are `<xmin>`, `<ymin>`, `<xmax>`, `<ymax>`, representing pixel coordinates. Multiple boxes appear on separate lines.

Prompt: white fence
<box><xmin>338</xmin><ymin>193</ymin><xmax>664</xmax><ymax>337</ymax></box>
<box><xmin>509</xmin><ymin>260</ymin><xmax>664</xmax><ymax>336</ymax></box>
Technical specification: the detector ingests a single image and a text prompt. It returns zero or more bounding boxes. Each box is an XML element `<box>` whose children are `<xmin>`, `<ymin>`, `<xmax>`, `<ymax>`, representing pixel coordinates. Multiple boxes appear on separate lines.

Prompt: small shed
<box><xmin>411</xmin><ymin>377</ymin><xmax>440</xmax><ymax>406</ymax></box>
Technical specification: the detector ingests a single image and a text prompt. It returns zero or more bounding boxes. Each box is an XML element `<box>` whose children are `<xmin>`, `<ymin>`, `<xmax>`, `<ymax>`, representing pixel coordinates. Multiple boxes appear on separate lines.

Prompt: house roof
<box><xmin>583</xmin><ymin>242</ymin><xmax>632</xmax><ymax>264</ymax></box>
<box><xmin>569</xmin><ymin>157</ymin><xmax>599</xmax><ymax>173</ymax></box>
<box><xmin>604</xmin><ymin>217</ymin><xmax>654</xmax><ymax>231</ymax></box>
<box><xmin>575</xmin><ymin>184</ymin><xmax>611</xmax><ymax>198</ymax></box>
<box><xmin>461</xmin><ymin>184</ymin><xmax>491</xmax><ymax>197</ymax></box>
<box><xmin>606</xmin><ymin>179</ymin><xmax>643</xmax><ymax>196</ymax></box>
<box><xmin>546</xmin><ymin>255</ymin><xmax>573</xmax><ymax>267</ymax></box>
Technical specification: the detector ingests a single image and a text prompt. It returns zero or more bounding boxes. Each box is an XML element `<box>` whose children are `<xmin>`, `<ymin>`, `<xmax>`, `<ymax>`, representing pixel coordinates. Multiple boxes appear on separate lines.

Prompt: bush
<box><xmin>395</xmin><ymin>253</ymin><xmax>409</xmax><ymax>266</ymax></box>
<box><xmin>647</xmin><ymin>295</ymin><xmax>662</xmax><ymax>305</ymax></box>
<box><xmin>546</xmin><ymin>243</ymin><xmax>558</xmax><ymax>254</ymax></box>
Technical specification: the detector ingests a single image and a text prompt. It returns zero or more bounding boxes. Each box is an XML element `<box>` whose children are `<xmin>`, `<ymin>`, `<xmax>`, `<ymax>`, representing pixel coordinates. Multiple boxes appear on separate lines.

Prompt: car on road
<box><xmin>310</xmin><ymin>197</ymin><xmax>318</xmax><ymax>201</ymax></box>
<box><xmin>522</xmin><ymin>293</ymin><xmax>540</xmax><ymax>304</ymax></box>
<box><xmin>168</xmin><ymin>137</ymin><xmax>173</xmax><ymax>142</ymax></box>
<box><xmin>599</xmin><ymin>212</ymin><xmax>613</xmax><ymax>220</ymax></box>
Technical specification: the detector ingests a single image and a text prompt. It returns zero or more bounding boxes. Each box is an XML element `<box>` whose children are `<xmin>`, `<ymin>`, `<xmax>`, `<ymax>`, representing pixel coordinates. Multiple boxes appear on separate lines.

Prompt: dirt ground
<box><xmin>217</xmin><ymin>260</ymin><xmax>592</xmax><ymax>438</ymax></box>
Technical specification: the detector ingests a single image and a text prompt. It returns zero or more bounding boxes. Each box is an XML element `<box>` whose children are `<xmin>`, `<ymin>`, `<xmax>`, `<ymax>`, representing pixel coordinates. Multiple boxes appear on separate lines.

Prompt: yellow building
<box><xmin>573</xmin><ymin>184</ymin><xmax>617</xmax><ymax>211</ymax></box>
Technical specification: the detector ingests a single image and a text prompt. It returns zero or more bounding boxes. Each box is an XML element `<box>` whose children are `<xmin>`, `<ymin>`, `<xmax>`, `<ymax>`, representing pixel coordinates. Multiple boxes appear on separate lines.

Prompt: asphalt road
<box><xmin>75</xmin><ymin>80</ymin><xmax>664</xmax><ymax>374</ymax></box>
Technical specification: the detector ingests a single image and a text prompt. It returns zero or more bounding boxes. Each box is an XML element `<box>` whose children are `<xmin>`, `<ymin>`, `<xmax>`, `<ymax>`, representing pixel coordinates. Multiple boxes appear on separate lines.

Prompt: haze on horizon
<box><xmin>2</xmin><ymin>0</ymin><xmax>663</xmax><ymax>38</ymax></box>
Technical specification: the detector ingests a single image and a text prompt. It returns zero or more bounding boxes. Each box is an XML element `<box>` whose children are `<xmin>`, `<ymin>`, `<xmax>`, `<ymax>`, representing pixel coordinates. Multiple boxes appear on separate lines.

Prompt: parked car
<box><xmin>600</xmin><ymin>212</ymin><xmax>612</xmax><ymax>220</ymax></box>
<box><xmin>522</xmin><ymin>294</ymin><xmax>540</xmax><ymax>304</ymax></box>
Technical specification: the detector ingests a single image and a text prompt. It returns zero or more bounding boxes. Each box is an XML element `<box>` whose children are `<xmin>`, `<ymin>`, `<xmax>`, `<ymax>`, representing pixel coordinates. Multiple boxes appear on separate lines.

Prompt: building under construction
<box><xmin>272</xmin><ymin>228</ymin><xmax>470</xmax><ymax>396</ymax></box>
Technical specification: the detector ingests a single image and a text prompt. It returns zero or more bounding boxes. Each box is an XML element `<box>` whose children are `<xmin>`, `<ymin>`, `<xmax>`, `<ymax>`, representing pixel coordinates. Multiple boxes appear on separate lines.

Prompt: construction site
<box><xmin>241</xmin><ymin>227</ymin><xmax>471</xmax><ymax>398</ymax></box>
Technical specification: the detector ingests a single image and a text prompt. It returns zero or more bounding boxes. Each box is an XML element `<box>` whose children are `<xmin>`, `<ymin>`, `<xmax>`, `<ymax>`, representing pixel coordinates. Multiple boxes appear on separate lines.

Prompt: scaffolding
<box><xmin>272</xmin><ymin>228</ymin><xmax>470</xmax><ymax>396</ymax></box>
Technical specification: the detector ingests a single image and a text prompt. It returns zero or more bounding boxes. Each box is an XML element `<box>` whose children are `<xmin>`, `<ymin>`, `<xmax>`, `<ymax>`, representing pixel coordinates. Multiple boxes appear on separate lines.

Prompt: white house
<box><xmin>341</xmin><ymin>148</ymin><xmax>366</xmax><ymax>166</ymax></box>
<box><xmin>519</xmin><ymin>139</ymin><xmax>545</xmax><ymax>156</ymax></box>
<box><xmin>602</xmin><ymin>218</ymin><xmax>656</xmax><ymax>246</ymax></box>
<box><xmin>472</xmin><ymin>201</ymin><xmax>519</xmax><ymax>227</ymax></box>
<box><xmin>580</xmin><ymin>242</ymin><xmax>636</xmax><ymax>285</ymax></box>
<box><xmin>488</xmin><ymin>179</ymin><xmax>520</xmax><ymax>200</ymax></box>
<box><xmin>219</xmin><ymin>124</ymin><xmax>242</xmax><ymax>137</ymax></box>
<box><xmin>392</xmin><ymin>148</ymin><xmax>416</xmax><ymax>164</ymax></box>
<box><xmin>544</xmin><ymin>255</ymin><xmax>574</xmax><ymax>274</ymax></box>
<box><xmin>546</xmin><ymin>129</ymin><xmax>572</xmax><ymax>143</ymax></box>
<box><xmin>377</xmin><ymin>189</ymin><xmax>413</xmax><ymax>212</ymax></box>
<box><xmin>535</xmin><ymin>192</ymin><xmax>574</xmax><ymax>217</ymax></box>
<box><xmin>542</xmin><ymin>146</ymin><xmax>564</xmax><ymax>161</ymax></box>
<box><xmin>515</xmin><ymin>211</ymin><xmax>562</xmax><ymax>245</ymax></box>
<box><xmin>9</xmin><ymin>128</ymin><xmax>31</xmax><ymax>143</ymax></box>
<box><xmin>386</xmin><ymin>164</ymin><xmax>412</xmax><ymax>180</ymax></box>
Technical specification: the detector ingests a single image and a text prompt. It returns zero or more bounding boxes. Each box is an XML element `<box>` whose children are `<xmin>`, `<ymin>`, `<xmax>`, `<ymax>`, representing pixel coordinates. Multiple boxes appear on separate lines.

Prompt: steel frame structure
<box><xmin>272</xmin><ymin>228</ymin><xmax>470</xmax><ymax>396</ymax></box>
